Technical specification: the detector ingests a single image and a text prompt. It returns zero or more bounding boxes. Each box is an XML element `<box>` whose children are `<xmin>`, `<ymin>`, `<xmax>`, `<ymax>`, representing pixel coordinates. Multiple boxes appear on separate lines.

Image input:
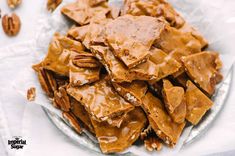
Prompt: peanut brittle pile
<box><xmin>32</xmin><ymin>0</ymin><xmax>223</xmax><ymax>154</ymax></box>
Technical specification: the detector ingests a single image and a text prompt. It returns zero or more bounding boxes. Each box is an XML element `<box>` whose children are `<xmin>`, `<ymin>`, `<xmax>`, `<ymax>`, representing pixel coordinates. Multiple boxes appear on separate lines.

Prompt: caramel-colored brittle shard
<box><xmin>82</xmin><ymin>20</ymin><xmax>110</xmax><ymax>48</ymax></box>
<box><xmin>67</xmin><ymin>25</ymin><xmax>89</xmax><ymax>41</ymax></box>
<box><xmin>36</xmin><ymin>33</ymin><xmax>84</xmax><ymax>76</ymax></box>
<box><xmin>61</xmin><ymin>0</ymin><xmax>110</xmax><ymax>25</ymax></box>
<box><xmin>69</xmin><ymin>51</ymin><xmax>101</xmax><ymax>86</ymax></box>
<box><xmin>68</xmin><ymin>20</ymin><xmax>110</xmax><ymax>49</ymax></box>
<box><xmin>67</xmin><ymin>77</ymin><xmax>134</xmax><ymax>122</ymax></box>
<box><xmin>162</xmin><ymin>79</ymin><xmax>186</xmax><ymax>123</ymax></box>
<box><xmin>88</xmin><ymin>0</ymin><xmax>107</xmax><ymax>7</ymax></box>
<box><xmin>185</xmin><ymin>81</ymin><xmax>213</xmax><ymax>125</ymax></box>
<box><xmin>91</xmin><ymin>108</ymin><xmax>147</xmax><ymax>153</ymax></box>
<box><xmin>154</xmin><ymin>25</ymin><xmax>201</xmax><ymax>62</ymax></box>
<box><xmin>121</xmin><ymin>0</ymin><xmax>207</xmax><ymax>49</ymax></box>
<box><xmin>149</xmin><ymin>48</ymin><xmax>181</xmax><ymax>82</ymax></box>
<box><xmin>62</xmin><ymin>111</ymin><xmax>82</xmax><ymax>134</ymax></box>
<box><xmin>121</xmin><ymin>0</ymin><xmax>184</xmax><ymax>28</ymax></box>
<box><xmin>90</xmin><ymin>45</ymin><xmax>160</xmax><ymax>82</ymax></box>
<box><xmin>182</xmin><ymin>51</ymin><xmax>223</xmax><ymax>96</ymax></box>
<box><xmin>142</xmin><ymin>92</ymin><xmax>185</xmax><ymax>146</ymax></box>
<box><xmin>179</xmin><ymin>23</ymin><xmax>208</xmax><ymax>49</ymax></box>
<box><xmin>105</xmin><ymin>15</ymin><xmax>166</xmax><ymax>68</ymax></box>
<box><xmin>112</xmin><ymin>80</ymin><xmax>148</xmax><ymax>106</ymax></box>
<box><xmin>106</xmin><ymin>113</ymin><xmax>128</xmax><ymax>128</ymax></box>
<box><xmin>70</xmin><ymin>98</ymin><xmax>94</xmax><ymax>133</ymax></box>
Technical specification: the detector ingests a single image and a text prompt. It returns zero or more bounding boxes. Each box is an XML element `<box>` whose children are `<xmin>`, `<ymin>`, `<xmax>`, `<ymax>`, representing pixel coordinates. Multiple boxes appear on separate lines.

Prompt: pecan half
<box><xmin>47</xmin><ymin>0</ymin><xmax>62</xmax><ymax>12</ymax></box>
<box><xmin>7</xmin><ymin>0</ymin><xmax>22</xmax><ymax>9</ymax></box>
<box><xmin>37</xmin><ymin>68</ymin><xmax>57</xmax><ymax>98</ymax></box>
<box><xmin>72</xmin><ymin>53</ymin><xmax>100</xmax><ymax>68</ymax></box>
<box><xmin>2</xmin><ymin>13</ymin><xmax>21</xmax><ymax>36</ymax></box>
<box><xmin>144</xmin><ymin>137</ymin><xmax>162</xmax><ymax>152</ymax></box>
<box><xmin>27</xmin><ymin>87</ymin><xmax>36</xmax><ymax>101</ymax></box>
<box><xmin>53</xmin><ymin>86</ymin><xmax>71</xmax><ymax>111</ymax></box>
<box><xmin>62</xmin><ymin>112</ymin><xmax>82</xmax><ymax>134</ymax></box>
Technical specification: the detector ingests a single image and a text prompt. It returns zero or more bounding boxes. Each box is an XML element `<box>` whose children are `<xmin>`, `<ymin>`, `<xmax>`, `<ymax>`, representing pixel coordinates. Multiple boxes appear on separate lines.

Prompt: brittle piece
<box><xmin>144</xmin><ymin>137</ymin><xmax>163</xmax><ymax>151</ymax></box>
<box><xmin>112</xmin><ymin>80</ymin><xmax>148</xmax><ymax>106</ymax></box>
<box><xmin>68</xmin><ymin>20</ymin><xmax>110</xmax><ymax>49</ymax></box>
<box><xmin>90</xmin><ymin>45</ymin><xmax>133</xmax><ymax>82</ymax></box>
<box><xmin>88</xmin><ymin>0</ymin><xmax>107</xmax><ymax>7</ymax></box>
<box><xmin>106</xmin><ymin>113</ymin><xmax>127</xmax><ymax>128</ymax></box>
<box><xmin>62</xmin><ymin>112</ymin><xmax>82</xmax><ymax>134</ymax></box>
<box><xmin>67</xmin><ymin>25</ymin><xmax>89</xmax><ymax>41</ymax></box>
<box><xmin>37</xmin><ymin>68</ymin><xmax>57</xmax><ymax>98</ymax></box>
<box><xmin>69</xmin><ymin>51</ymin><xmax>101</xmax><ymax>86</ymax></box>
<box><xmin>179</xmin><ymin>23</ymin><xmax>208</xmax><ymax>49</ymax></box>
<box><xmin>67</xmin><ymin>78</ymin><xmax>134</xmax><ymax>122</ymax></box>
<box><xmin>82</xmin><ymin>20</ymin><xmax>110</xmax><ymax>48</ymax></box>
<box><xmin>70</xmin><ymin>98</ymin><xmax>94</xmax><ymax>133</ymax></box>
<box><xmin>90</xmin><ymin>45</ymin><xmax>160</xmax><ymax>82</ymax></box>
<box><xmin>47</xmin><ymin>0</ymin><xmax>62</xmax><ymax>12</ymax></box>
<box><xmin>149</xmin><ymin>48</ymin><xmax>181</xmax><ymax>82</ymax></box>
<box><xmin>61</xmin><ymin>0</ymin><xmax>110</xmax><ymax>25</ymax></box>
<box><xmin>53</xmin><ymin>86</ymin><xmax>71</xmax><ymax>112</ymax></box>
<box><xmin>162</xmin><ymin>80</ymin><xmax>186</xmax><ymax>123</ymax></box>
<box><xmin>174</xmin><ymin>72</ymin><xmax>190</xmax><ymax>88</ymax></box>
<box><xmin>121</xmin><ymin>0</ymin><xmax>185</xmax><ymax>28</ymax></box>
<box><xmin>105</xmin><ymin>15</ymin><xmax>166</xmax><ymax>68</ymax></box>
<box><xmin>185</xmin><ymin>81</ymin><xmax>213</xmax><ymax>125</ymax></box>
<box><xmin>154</xmin><ymin>25</ymin><xmax>201</xmax><ymax>62</ymax></box>
<box><xmin>182</xmin><ymin>52</ymin><xmax>223</xmax><ymax>96</ymax></box>
<box><xmin>91</xmin><ymin>108</ymin><xmax>147</xmax><ymax>153</ymax></box>
<box><xmin>37</xmin><ymin>34</ymin><xmax>84</xmax><ymax>76</ymax></box>
<box><xmin>142</xmin><ymin>92</ymin><xmax>185</xmax><ymax>146</ymax></box>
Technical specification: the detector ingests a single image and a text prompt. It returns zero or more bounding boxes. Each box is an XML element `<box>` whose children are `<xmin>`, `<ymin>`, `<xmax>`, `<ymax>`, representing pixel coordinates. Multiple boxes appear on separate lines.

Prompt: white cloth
<box><xmin>0</xmin><ymin>0</ymin><xmax>235</xmax><ymax>156</ymax></box>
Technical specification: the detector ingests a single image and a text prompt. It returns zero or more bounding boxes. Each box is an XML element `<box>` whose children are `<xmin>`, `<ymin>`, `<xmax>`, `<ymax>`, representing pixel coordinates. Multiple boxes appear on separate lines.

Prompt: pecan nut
<box><xmin>27</xmin><ymin>87</ymin><xmax>36</xmax><ymax>101</ymax></box>
<box><xmin>37</xmin><ymin>68</ymin><xmax>57</xmax><ymax>98</ymax></box>
<box><xmin>53</xmin><ymin>86</ymin><xmax>71</xmax><ymax>111</ymax></box>
<box><xmin>2</xmin><ymin>13</ymin><xmax>21</xmax><ymax>36</ymax></box>
<box><xmin>144</xmin><ymin>137</ymin><xmax>162</xmax><ymax>152</ymax></box>
<box><xmin>47</xmin><ymin>0</ymin><xmax>62</xmax><ymax>12</ymax></box>
<box><xmin>62</xmin><ymin>112</ymin><xmax>82</xmax><ymax>134</ymax></box>
<box><xmin>72</xmin><ymin>53</ymin><xmax>101</xmax><ymax>68</ymax></box>
<box><xmin>7</xmin><ymin>0</ymin><xmax>22</xmax><ymax>9</ymax></box>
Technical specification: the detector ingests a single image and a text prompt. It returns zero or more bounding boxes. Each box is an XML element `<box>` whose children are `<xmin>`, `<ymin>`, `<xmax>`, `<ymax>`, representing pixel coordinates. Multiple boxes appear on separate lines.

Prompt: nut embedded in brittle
<box><xmin>53</xmin><ymin>86</ymin><xmax>71</xmax><ymax>112</ymax></box>
<box><xmin>144</xmin><ymin>137</ymin><xmax>163</xmax><ymax>152</ymax></box>
<box><xmin>72</xmin><ymin>53</ymin><xmax>101</xmax><ymax>68</ymax></box>
<box><xmin>37</xmin><ymin>68</ymin><xmax>58</xmax><ymax>98</ymax></box>
<box><xmin>7</xmin><ymin>0</ymin><xmax>22</xmax><ymax>9</ymax></box>
<box><xmin>27</xmin><ymin>87</ymin><xmax>36</xmax><ymax>101</ymax></box>
<box><xmin>140</xmin><ymin>125</ymin><xmax>153</xmax><ymax>140</ymax></box>
<box><xmin>2</xmin><ymin>13</ymin><xmax>21</xmax><ymax>36</ymax></box>
<box><xmin>47</xmin><ymin>0</ymin><xmax>62</xmax><ymax>12</ymax></box>
<box><xmin>62</xmin><ymin>112</ymin><xmax>82</xmax><ymax>134</ymax></box>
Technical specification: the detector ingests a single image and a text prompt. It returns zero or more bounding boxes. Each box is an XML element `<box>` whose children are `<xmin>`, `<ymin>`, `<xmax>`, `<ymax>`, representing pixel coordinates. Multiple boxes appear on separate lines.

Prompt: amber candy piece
<box><xmin>185</xmin><ymin>81</ymin><xmax>213</xmax><ymax>125</ymax></box>
<box><xmin>182</xmin><ymin>51</ymin><xmax>223</xmax><ymax>96</ymax></box>
<box><xmin>142</xmin><ymin>92</ymin><xmax>185</xmax><ymax>146</ymax></box>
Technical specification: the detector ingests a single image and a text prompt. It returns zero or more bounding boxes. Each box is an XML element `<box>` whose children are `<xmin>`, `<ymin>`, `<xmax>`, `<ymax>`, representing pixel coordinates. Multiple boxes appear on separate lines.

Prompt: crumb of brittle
<box><xmin>27</xmin><ymin>87</ymin><xmax>36</xmax><ymax>101</ymax></box>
